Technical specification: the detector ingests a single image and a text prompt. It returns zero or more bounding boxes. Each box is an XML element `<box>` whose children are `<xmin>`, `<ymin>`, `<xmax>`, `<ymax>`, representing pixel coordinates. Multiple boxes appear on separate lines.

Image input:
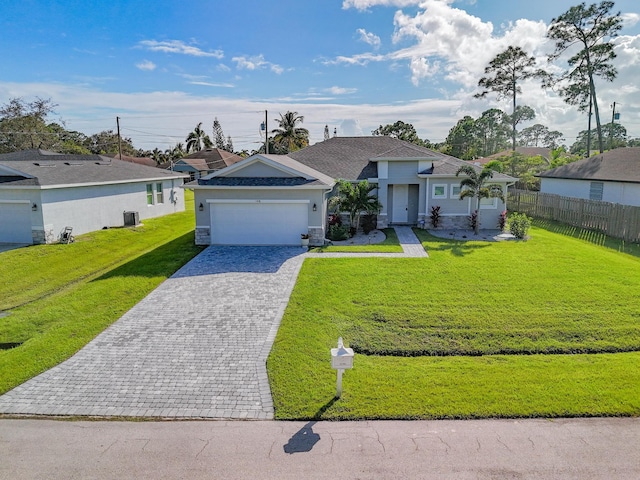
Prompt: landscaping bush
<box><xmin>509</xmin><ymin>212</ymin><xmax>532</xmax><ymax>239</ymax></box>
<box><xmin>430</xmin><ymin>205</ymin><xmax>441</xmax><ymax>228</ymax></box>
<box><xmin>468</xmin><ymin>210</ymin><xmax>479</xmax><ymax>231</ymax></box>
<box><xmin>361</xmin><ymin>214</ymin><xmax>377</xmax><ymax>234</ymax></box>
<box><xmin>327</xmin><ymin>223</ymin><xmax>349</xmax><ymax>241</ymax></box>
<box><xmin>328</xmin><ymin>213</ymin><xmax>342</xmax><ymax>226</ymax></box>
<box><xmin>498</xmin><ymin>210</ymin><xmax>507</xmax><ymax>231</ymax></box>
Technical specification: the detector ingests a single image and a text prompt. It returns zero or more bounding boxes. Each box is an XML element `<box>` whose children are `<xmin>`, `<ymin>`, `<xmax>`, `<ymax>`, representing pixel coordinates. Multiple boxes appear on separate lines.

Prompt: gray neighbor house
<box><xmin>0</xmin><ymin>149</ymin><xmax>187</xmax><ymax>244</ymax></box>
<box><xmin>187</xmin><ymin>136</ymin><xmax>516</xmax><ymax>246</ymax></box>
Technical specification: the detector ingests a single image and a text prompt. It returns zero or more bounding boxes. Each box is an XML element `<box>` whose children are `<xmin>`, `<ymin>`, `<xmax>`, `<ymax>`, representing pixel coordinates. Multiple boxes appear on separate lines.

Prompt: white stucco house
<box><xmin>0</xmin><ymin>149</ymin><xmax>187</xmax><ymax>244</ymax></box>
<box><xmin>187</xmin><ymin>137</ymin><xmax>516</xmax><ymax>246</ymax></box>
<box><xmin>538</xmin><ymin>147</ymin><xmax>640</xmax><ymax>207</ymax></box>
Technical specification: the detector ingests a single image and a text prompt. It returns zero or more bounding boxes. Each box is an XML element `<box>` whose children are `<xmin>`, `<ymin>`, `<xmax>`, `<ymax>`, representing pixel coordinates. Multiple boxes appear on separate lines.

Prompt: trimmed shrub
<box><xmin>430</xmin><ymin>206</ymin><xmax>441</xmax><ymax>228</ymax></box>
<box><xmin>468</xmin><ymin>210</ymin><xmax>479</xmax><ymax>232</ymax></box>
<box><xmin>509</xmin><ymin>212</ymin><xmax>532</xmax><ymax>239</ymax></box>
<box><xmin>498</xmin><ymin>210</ymin><xmax>507</xmax><ymax>231</ymax></box>
<box><xmin>361</xmin><ymin>214</ymin><xmax>377</xmax><ymax>234</ymax></box>
<box><xmin>327</xmin><ymin>224</ymin><xmax>350</xmax><ymax>241</ymax></box>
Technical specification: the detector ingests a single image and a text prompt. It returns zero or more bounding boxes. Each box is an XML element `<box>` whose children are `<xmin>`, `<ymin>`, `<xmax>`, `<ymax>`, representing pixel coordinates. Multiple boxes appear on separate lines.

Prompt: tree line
<box><xmin>0</xmin><ymin>96</ymin><xmax>311</xmax><ymax>164</ymax></box>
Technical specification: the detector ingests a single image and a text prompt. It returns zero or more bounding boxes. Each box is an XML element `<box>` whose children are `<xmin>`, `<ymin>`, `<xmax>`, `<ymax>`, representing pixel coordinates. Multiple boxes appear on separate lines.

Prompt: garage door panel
<box><xmin>210</xmin><ymin>201</ymin><xmax>308</xmax><ymax>245</ymax></box>
<box><xmin>0</xmin><ymin>202</ymin><xmax>32</xmax><ymax>244</ymax></box>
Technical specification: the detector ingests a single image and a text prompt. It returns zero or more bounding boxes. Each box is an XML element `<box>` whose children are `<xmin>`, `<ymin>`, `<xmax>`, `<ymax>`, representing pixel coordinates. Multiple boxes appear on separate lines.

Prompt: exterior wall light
<box><xmin>199</xmin><ymin>202</ymin><xmax>204</xmax><ymax>211</ymax></box>
<box><xmin>32</xmin><ymin>203</ymin><xmax>38</xmax><ymax>211</ymax></box>
<box><xmin>312</xmin><ymin>203</ymin><xmax>317</xmax><ymax>212</ymax></box>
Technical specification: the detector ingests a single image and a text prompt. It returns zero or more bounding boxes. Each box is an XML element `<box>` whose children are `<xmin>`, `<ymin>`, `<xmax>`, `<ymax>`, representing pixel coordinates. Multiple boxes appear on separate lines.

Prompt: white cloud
<box><xmin>232</xmin><ymin>54</ymin><xmax>283</xmax><ymax>74</ymax></box>
<box><xmin>327</xmin><ymin>86</ymin><xmax>358</xmax><ymax>95</ymax></box>
<box><xmin>356</xmin><ymin>28</ymin><xmax>381</xmax><ymax>48</ymax></box>
<box><xmin>343</xmin><ymin>0</ymin><xmax>420</xmax><ymax>11</ymax></box>
<box><xmin>136</xmin><ymin>60</ymin><xmax>157</xmax><ymax>71</ymax></box>
<box><xmin>138</xmin><ymin>40</ymin><xmax>224</xmax><ymax>58</ymax></box>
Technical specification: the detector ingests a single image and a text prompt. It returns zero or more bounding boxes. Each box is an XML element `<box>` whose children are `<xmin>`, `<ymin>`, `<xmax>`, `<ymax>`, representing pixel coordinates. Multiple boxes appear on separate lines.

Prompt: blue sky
<box><xmin>1</xmin><ymin>0</ymin><xmax>639</xmax><ymax>152</ymax></box>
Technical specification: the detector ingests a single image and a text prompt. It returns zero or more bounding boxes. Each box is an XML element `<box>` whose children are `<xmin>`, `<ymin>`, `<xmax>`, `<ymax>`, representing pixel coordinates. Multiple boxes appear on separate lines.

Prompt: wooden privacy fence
<box><xmin>508</xmin><ymin>189</ymin><xmax>640</xmax><ymax>243</ymax></box>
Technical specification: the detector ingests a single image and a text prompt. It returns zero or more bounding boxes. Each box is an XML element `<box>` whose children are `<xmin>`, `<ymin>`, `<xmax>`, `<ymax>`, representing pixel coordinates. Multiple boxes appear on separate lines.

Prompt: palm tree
<box><xmin>185</xmin><ymin>122</ymin><xmax>212</xmax><ymax>153</ymax></box>
<box><xmin>329</xmin><ymin>179</ymin><xmax>382</xmax><ymax>235</ymax></box>
<box><xmin>455</xmin><ymin>165</ymin><xmax>505</xmax><ymax>235</ymax></box>
<box><xmin>271</xmin><ymin>111</ymin><xmax>309</xmax><ymax>153</ymax></box>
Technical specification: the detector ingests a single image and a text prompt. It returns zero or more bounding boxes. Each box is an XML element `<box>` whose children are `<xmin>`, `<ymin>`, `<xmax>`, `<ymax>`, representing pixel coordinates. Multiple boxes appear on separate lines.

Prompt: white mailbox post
<box><xmin>331</xmin><ymin>337</ymin><xmax>354</xmax><ymax>398</ymax></box>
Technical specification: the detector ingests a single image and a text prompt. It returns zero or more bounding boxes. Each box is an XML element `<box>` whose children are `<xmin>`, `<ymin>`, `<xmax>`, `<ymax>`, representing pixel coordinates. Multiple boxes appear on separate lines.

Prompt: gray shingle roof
<box><xmin>0</xmin><ymin>150</ymin><xmax>187</xmax><ymax>186</ymax></box>
<box><xmin>538</xmin><ymin>147</ymin><xmax>640</xmax><ymax>183</ymax></box>
<box><xmin>288</xmin><ymin>136</ymin><xmax>515</xmax><ymax>181</ymax></box>
<box><xmin>197</xmin><ymin>177</ymin><xmax>326</xmax><ymax>187</ymax></box>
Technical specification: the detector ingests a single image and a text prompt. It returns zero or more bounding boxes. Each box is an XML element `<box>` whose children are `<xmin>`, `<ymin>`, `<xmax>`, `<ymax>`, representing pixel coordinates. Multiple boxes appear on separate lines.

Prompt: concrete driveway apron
<box><xmin>0</xmin><ymin>246</ymin><xmax>306</xmax><ymax>419</ymax></box>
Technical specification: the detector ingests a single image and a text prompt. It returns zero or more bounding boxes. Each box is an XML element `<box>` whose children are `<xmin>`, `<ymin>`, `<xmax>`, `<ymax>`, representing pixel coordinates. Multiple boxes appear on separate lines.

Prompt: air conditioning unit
<box><xmin>124</xmin><ymin>211</ymin><xmax>140</xmax><ymax>226</ymax></box>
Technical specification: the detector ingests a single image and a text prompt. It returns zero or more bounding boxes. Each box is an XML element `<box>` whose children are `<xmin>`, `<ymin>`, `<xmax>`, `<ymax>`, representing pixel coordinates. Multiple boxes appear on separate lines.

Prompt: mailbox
<box><xmin>331</xmin><ymin>337</ymin><xmax>354</xmax><ymax>370</ymax></box>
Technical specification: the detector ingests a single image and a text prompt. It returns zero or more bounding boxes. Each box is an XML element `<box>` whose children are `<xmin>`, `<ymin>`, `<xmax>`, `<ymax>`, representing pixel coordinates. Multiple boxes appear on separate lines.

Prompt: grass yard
<box><xmin>268</xmin><ymin>226</ymin><xmax>640</xmax><ymax>420</ymax></box>
<box><xmin>309</xmin><ymin>228</ymin><xmax>402</xmax><ymax>253</ymax></box>
<box><xmin>0</xmin><ymin>191</ymin><xmax>203</xmax><ymax>395</ymax></box>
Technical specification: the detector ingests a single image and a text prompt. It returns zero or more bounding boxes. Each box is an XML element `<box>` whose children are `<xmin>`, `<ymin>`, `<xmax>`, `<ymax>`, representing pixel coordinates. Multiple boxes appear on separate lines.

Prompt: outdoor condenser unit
<box><xmin>123</xmin><ymin>211</ymin><xmax>140</xmax><ymax>226</ymax></box>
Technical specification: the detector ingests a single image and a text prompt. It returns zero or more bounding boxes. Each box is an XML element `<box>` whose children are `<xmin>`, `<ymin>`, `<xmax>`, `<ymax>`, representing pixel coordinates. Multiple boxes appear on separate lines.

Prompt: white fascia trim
<box><xmin>366</xmin><ymin>178</ymin><xmax>379</xmax><ymax>183</ymax></box>
<box><xmin>195</xmin><ymin>225</ymin><xmax>210</xmax><ymax>229</ymax></box>
<box><xmin>307</xmin><ymin>225</ymin><xmax>324</xmax><ymax>229</ymax></box>
<box><xmin>206</xmin><ymin>199</ymin><xmax>311</xmax><ymax>204</ymax></box>
<box><xmin>188</xmin><ymin>185</ymin><xmax>332</xmax><ymax>191</ymax></box>
<box><xmin>0</xmin><ymin>199</ymin><xmax>30</xmax><ymax>204</ymax></box>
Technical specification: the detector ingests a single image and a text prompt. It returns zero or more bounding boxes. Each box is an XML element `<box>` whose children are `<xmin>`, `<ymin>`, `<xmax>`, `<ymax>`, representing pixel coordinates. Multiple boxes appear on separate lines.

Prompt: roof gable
<box><xmin>197</xmin><ymin>154</ymin><xmax>335</xmax><ymax>188</ymax></box>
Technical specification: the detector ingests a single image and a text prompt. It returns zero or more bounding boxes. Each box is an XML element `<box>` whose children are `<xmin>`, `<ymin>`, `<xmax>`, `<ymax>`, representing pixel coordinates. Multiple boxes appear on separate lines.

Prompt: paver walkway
<box><xmin>0</xmin><ymin>228</ymin><xmax>427</xmax><ymax>419</ymax></box>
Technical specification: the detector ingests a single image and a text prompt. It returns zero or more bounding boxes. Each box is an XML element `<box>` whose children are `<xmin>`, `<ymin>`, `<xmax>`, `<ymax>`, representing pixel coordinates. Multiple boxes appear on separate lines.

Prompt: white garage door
<box><xmin>210</xmin><ymin>200</ymin><xmax>308</xmax><ymax>245</ymax></box>
<box><xmin>0</xmin><ymin>201</ymin><xmax>32</xmax><ymax>244</ymax></box>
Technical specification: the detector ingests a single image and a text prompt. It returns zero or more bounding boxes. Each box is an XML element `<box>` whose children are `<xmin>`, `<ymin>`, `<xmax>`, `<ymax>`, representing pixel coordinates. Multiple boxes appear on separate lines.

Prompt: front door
<box><xmin>392</xmin><ymin>184</ymin><xmax>408</xmax><ymax>223</ymax></box>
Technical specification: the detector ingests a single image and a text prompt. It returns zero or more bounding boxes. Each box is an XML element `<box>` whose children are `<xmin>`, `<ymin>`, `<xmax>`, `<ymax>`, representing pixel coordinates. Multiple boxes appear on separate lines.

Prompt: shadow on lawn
<box><xmin>93</xmin><ymin>232</ymin><xmax>204</xmax><ymax>281</ymax></box>
<box><xmin>424</xmin><ymin>238</ymin><xmax>490</xmax><ymax>257</ymax></box>
<box><xmin>533</xmin><ymin>218</ymin><xmax>640</xmax><ymax>259</ymax></box>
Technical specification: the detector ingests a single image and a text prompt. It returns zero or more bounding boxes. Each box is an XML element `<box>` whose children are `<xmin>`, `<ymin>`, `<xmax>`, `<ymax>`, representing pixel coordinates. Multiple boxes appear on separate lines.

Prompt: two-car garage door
<box><xmin>210</xmin><ymin>200</ymin><xmax>308</xmax><ymax>245</ymax></box>
<box><xmin>0</xmin><ymin>201</ymin><xmax>32</xmax><ymax>244</ymax></box>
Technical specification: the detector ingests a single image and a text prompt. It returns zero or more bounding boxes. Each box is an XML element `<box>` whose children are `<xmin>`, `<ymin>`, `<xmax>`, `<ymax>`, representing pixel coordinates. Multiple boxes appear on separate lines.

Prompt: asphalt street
<box><xmin>1</xmin><ymin>417</ymin><xmax>639</xmax><ymax>479</ymax></box>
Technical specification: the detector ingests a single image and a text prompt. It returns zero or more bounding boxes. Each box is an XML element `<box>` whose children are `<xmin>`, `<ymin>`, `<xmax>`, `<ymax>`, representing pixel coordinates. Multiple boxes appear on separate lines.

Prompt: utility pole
<box><xmin>116</xmin><ymin>116</ymin><xmax>123</xmax><ymax>160</ymax></box>
<box><xmin>264</xmin><ymin>110</ymin><xmax>268</xmax><ymax>154</ymax></box>
<box><xmin>609</xmin><ymin>102</ymin><xmax>617</xmax><ymax>150</ymax></box>
<box><xmin>586</xmin><ymin>95</ymin><xmax>593</xmax><ymax>158</ymax></box>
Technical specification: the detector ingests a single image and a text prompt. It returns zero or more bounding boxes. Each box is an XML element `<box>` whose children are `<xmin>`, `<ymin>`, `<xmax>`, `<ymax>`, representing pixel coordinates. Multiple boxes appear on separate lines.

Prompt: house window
<box><xmin>146</xmin><ymin>184</ymin><xmax>154</xmax><ymax>205</ymax></box>
<box><xmin>450</xmin><ymin>185</ymin><xmax>461</xmax><ymax>199</ymax></box>
<box><xmin>480</xmin><ymin>197</ymin><xmax>498</xmax><ymax>209</ymax></box>
<box><xmin>589</xmin><ymin>182</ymin><xmax>603</xmax><ymax>201</ymax></box>
<box><xmin>156</xmin><ymin>183</ymin><xmax>164</xmax><ymax>204</ymax></box>
<box><xmin>432</xmin><ymin>184</ymin><xmax>447</xmax><ymax>199</ymax></box>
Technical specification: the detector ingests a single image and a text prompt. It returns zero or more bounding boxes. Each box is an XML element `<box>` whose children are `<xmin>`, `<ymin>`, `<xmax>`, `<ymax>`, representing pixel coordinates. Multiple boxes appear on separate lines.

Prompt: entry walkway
<box><xmin>0</xmin><ymin>228</ymin><xmax>427</xmax><ymax>419</ymax></box>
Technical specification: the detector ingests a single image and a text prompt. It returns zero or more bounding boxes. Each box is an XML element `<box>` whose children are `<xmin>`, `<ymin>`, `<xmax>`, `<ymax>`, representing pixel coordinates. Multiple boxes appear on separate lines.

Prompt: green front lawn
<box><xmin>0</xmin><ymin>191</ymin><xmax>203</xmax><ymax>395</ymax></box>
<box><xmin>310</xmin><ymin>228</ymin><xmax>402</xmax><ymax>253</ymax></box>
<box><xmin>268</xmin><ymin>226</ymin><xmax>640</xmax><ymax>419</ymax></box>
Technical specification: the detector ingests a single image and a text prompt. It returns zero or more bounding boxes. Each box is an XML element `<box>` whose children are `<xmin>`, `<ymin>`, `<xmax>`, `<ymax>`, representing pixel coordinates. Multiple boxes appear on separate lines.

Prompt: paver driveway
<box><xmin>0</xmin><ymin>246</ymin><xmax>307</xmax><ymax>419</ymax></box>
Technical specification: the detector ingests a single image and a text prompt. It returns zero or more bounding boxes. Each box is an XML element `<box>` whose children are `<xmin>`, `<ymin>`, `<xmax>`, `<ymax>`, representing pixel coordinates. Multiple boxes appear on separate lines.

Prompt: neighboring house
<box><xmin>538</xmin><ymin>147</ymin><xmax>640</xmax><ymax>207</ymax></box>
<box><xmin>187</xmin><ymin>137</ymin><xmax>516</xmax><ymax>246</ymax></box>
<box><xmin>106</xmin><ymin>153</ymin><xmax>158</xmax><ymax>168</ymax></box>
<box><xmin>0</xmin><ymin>149</ymin><xmax>187</xmax><ymax>244</ymax></box>
<box><xmin>170</xmin><ymin>148</ymin><xmax>243</xmax><ymax>180</ymax></box>
<box><xmin>188</xmin><ymin>154</ymin><xmax>334</xmax><ymax>246</ymax></box>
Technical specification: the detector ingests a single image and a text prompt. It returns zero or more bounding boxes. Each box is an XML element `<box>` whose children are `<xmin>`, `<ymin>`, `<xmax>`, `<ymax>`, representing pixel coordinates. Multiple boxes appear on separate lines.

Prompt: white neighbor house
<box><xmin>0</xmin><ymin>150</ymin><xmax>187</xmax><ymax>244</ymax></box>
<box><xmin>539</xmin><ymin>148</ymin><xmax>640</xmax><ymax>207</ymax></box>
